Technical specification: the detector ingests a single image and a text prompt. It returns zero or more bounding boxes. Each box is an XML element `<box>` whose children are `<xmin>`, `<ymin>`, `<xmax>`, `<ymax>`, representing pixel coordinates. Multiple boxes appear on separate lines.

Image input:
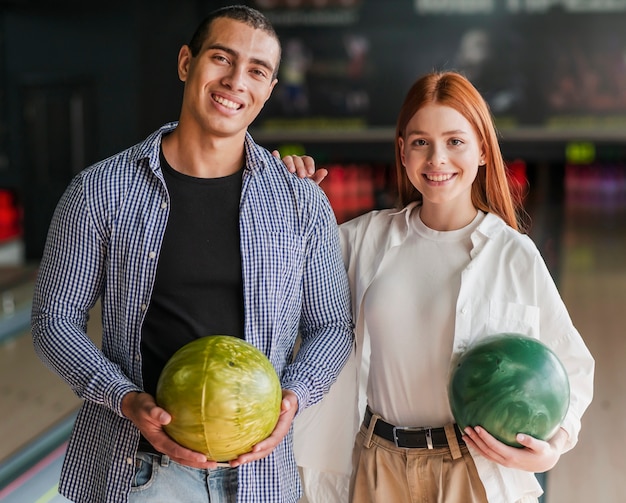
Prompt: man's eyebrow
<box><xmin>206</xmin><ymin>43</ymin><xmax>275</xmax><ymax>74</ymax></box>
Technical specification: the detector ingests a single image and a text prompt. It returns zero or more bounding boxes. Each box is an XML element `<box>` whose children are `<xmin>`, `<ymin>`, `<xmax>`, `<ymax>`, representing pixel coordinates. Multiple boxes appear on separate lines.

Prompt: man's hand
<box><xmin>462</xmin><ymin>426</ymin><xmax>568</xmax><ymax>473</ymax></box>
<box><xmin>229</xmin><ymin>390</ymin><xmax>299</xmax><ymax>467</ymax></box>
<box><xmin>273</xmin><ymin>150</ymin><xmax>328</xmax><ymax>185</ymax></box>
<box><xmin>121</xmin><ymin>391</ymin><xmax>219</xmax><ymax>469</ymax></box>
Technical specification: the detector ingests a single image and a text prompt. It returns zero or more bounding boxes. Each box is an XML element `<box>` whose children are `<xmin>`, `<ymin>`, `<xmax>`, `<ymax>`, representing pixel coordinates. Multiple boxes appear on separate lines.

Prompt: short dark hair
<box><xmin>188</xmin><ymin>5</ymin><xmax>281</xmax><ymax>78</ymax></box>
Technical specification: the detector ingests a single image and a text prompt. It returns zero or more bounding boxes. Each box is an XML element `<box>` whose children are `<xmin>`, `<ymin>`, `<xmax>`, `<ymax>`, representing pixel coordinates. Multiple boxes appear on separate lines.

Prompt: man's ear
<box><xmin>177</xmin><ymin>45</ymin><xmax>192</xmax><ymax>82</ymax></box>
<box><xmin>264</xmin><ymin>78</ymin><xmax>279</xmax><ymax>103</ymax></box>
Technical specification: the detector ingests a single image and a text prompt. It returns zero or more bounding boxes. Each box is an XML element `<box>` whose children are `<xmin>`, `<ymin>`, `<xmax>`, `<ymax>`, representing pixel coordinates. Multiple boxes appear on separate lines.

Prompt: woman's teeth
<box><xmin>425</xmin><ymin>173</ymin><xmax>454</xmax><ymax>182</ymax></box>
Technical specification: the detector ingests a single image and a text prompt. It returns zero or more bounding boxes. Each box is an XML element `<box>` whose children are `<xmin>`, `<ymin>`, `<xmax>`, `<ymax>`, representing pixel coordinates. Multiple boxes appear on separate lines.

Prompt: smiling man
<box><xmin>31</xmin><ymin>5</ymin><xmax>353</xmax><ymax>503</ymax></box>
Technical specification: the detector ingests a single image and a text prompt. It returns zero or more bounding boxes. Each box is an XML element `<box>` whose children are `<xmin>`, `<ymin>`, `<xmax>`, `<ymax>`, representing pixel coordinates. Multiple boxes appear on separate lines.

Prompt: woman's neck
<box><xmin>419</xmin><ymin>202</ymin><xmax>479</xmax><ymax>231</ymax></box>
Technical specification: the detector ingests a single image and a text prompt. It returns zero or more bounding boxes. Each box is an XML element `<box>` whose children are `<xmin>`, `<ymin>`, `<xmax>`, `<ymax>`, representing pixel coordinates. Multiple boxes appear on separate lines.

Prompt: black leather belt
<box><xmin>364</xmin><ymin>407</ymin><xmax>464</xmax><ymax>449</ymax></box>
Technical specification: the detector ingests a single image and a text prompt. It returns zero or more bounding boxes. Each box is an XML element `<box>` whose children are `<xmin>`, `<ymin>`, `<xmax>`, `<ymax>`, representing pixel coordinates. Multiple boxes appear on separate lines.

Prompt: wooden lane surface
<box><xmin>0</xmin><ymin>275</ymin><xmax>102</xmax><ymax>464</ymax></box>
<box><xmin>546</xmin><ymin>203</ymin><xmax>626</xmax><ymax>503</ymax></box>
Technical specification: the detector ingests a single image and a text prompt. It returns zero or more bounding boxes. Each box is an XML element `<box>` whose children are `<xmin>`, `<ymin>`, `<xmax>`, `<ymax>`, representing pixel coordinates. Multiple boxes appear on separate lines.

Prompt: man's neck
<box><xmin>161</xmin><ymin>125</ymin><xmax>246</xmax><ymax>179</ymax></box>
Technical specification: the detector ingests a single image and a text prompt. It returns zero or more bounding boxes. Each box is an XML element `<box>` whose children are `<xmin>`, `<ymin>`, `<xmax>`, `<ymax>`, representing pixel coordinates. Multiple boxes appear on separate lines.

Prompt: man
<box><xmin>31</xmin><ymin>5</ymin><xmax>353</xmax><ymax>503</ymax></box>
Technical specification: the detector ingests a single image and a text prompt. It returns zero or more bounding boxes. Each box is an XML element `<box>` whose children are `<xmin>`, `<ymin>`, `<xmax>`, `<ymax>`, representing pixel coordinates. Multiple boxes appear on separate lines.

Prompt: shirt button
<box><xmin>135</xmin><ymin>353</ymin><xmax>141</xmax><ymax>362</ymax></box>
<box><xmin>461</xmin><ymin>307</ymin><xmax>468</xmax><ymax>315</ymax></box>
<box><xmin>148</xmin><ymin>251</ymin><xmax>156</xmax><ymax>259</ymax></box>
<box><xmin>161</xmin><ymin>201</ymin><xmax>167</xmax><ymax>209</ymax></box>
<box><xmin>126</xmin><ymin>457</ymin><xmax>134</xmax><ymax>465</ymax></box>
<box><xmin>141</xmin><ymin>304</ymin><xmax>147</xmax><ymax>311</ymax></box>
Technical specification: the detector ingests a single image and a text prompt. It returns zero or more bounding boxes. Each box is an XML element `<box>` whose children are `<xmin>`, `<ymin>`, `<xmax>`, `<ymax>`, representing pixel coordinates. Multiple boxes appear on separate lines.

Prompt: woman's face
<box><xmin>399</xmin><ymin>103</ymin><xmax>484</xmax><ymax>215</ymax></box>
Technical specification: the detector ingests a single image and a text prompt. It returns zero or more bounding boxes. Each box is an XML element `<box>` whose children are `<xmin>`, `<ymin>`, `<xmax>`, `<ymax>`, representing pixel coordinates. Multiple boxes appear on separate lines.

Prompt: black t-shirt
<box><xmin>140</xmin><ymin>154</ymin><xmax>245</xmax><ymax>399</ymax></box>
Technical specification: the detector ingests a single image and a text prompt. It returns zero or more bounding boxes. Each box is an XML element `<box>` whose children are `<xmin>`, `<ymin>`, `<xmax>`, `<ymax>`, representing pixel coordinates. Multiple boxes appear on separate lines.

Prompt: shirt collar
<box><xmin>132</xmin><ymin>124</ymin><xmax>271</xmax><ymax>176</ymax></box>
<box><xmin>391</xmin><ymin>202</ymin><xmax>507</xmax><ymax>257</ymax></box>
<box><xmin>386</xmin><ymin>201</ymin><xmax>420</xmax><ymax>246</ymax></box>
<box><xmin>130</xmin><ymin>122</ymin><xmax>178</xmax><ymax>174</ymax></box>
<box><xmin>244</xmin><ymin>132</ymin><xmax>274</xmax><ymax>174</ymax></box>
<box><xmin>470</xmin><ymin>212</ymin><xmax>507</xmax><ymax>258</ymax></box>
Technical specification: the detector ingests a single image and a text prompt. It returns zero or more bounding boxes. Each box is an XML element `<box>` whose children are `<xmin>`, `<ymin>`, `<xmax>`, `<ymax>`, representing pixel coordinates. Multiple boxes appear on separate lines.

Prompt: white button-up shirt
<box><xmin>294</xmin><ymin>202</ymin><xmax>594</xmax><ymax>503</ymax></box>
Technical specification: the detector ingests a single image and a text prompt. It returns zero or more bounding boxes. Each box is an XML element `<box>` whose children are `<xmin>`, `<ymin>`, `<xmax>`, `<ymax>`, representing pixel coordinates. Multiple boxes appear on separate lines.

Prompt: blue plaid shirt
<box><xmin>31</xmin><ymin>123</ymin><xmax>353</xmax><ymax>503</ymax></box>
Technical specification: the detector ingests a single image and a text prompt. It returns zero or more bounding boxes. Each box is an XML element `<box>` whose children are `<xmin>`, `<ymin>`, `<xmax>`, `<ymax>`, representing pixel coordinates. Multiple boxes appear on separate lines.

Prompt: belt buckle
<box><xmin>392</xmin><ymin>426</ymin><xmax>434</xmax><ymax>449</ymax></box>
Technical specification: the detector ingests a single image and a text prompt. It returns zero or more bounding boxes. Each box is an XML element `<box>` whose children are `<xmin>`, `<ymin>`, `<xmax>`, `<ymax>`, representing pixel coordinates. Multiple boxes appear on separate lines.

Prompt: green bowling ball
<box><xmin>448</xmin><ymin>334</ymin><xmax>570</xmax><ymax>447</ymax></box>
<box><xmin>156</xmin><ymin>335</ymin><xmax>282</xmax><ymax>462</ymax></box>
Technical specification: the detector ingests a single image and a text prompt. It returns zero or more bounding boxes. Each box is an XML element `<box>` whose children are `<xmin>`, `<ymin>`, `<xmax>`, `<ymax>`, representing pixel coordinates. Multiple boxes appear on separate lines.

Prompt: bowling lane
<box><xmin>0</xmin><ymin>269</ymin><xmax>102</xmax><ymax>494</ymax></box>
<box><xmin>545</xmin><ymin>201</ymin><xmax>626</xmax><ymax>503</ymax></box>
<box><xmin>0</xmin><ymin>266</ymin><xmax>37</xmax><ymax>343</ymax></box>
<box><xmin>0</xmin><ymin>326</ymin><xmax>81</xmax><ymax>465</ymax></box>
<box><xmin>0</xmin><ymin>436</ymin><xmax>72</xmax><ymax>502</ymax></box>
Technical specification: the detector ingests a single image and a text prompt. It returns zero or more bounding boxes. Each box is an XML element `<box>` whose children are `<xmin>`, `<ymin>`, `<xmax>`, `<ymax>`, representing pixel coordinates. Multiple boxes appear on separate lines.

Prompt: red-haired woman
<box><xmin>290</xmin><ymin>72</ymin><xmax>594</xmax><ymax>503</ymax></box>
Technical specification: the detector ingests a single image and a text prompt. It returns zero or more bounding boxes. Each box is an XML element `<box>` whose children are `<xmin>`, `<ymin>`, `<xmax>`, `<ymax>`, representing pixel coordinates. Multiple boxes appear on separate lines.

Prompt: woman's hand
<box><xmin>462</xmin><ymin>426</ymin><xmax>569</xmax><ymax>473</ymax></box>
<box><xmin>273</xmin><ymin>150</ymin><xmax>328</xmax><ymax>185</ymax></box>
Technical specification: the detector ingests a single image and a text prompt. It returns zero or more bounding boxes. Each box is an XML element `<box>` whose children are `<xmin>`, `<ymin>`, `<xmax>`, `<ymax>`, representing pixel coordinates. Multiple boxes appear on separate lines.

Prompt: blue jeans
<box><xmin>129</xmin><ymin>451</ymin><xmax>238</xmax><ymax>503</ymax></box>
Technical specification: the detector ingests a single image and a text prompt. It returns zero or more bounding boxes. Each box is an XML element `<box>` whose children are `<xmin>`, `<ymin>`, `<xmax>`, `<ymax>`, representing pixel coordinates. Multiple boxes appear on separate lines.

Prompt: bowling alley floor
<box><xmin>0</xmin><ymin>173</ymin><xmax>625</xmax><ymax>502</ymax></box>
<box><xmin>0</xmin><ymin>267</ymin><xmax>102</xmax><ymax>502</ymax></box>
<box><xmin>541</xmin><ymin>198</ymin><xmax>626</xmax><ymax>503</ymax></box>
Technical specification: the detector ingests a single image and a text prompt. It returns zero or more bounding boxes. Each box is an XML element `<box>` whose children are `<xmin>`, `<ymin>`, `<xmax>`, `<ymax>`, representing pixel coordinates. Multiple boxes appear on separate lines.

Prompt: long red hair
<box><xmin>395</xmin><ymin>71</ymin><xmax>525</xmax><ymax>231</ymax></box>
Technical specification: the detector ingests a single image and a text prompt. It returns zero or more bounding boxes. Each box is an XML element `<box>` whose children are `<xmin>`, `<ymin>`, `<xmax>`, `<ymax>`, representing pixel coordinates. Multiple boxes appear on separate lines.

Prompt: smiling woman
<box><xmin>393</xmin><ymin>72</ymin><xmax>520</xmax><ymax>232</ymax></box>
<box><xmin>398</xmin><ymin>103</ymin><xmax>484</xmax><ymax>230</ymax></box>
<box><xmin>293</xmin><ymin>71</ymin><xmax>594</xmax><ymax>503</ymax></box>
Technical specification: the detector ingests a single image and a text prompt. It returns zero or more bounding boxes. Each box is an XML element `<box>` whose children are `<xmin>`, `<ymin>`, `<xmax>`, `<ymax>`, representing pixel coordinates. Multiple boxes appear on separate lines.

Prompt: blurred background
<box><xmin>0</xmin><ymin>0</ymin><xmax>624</xmax><ymax>501</ymax></box>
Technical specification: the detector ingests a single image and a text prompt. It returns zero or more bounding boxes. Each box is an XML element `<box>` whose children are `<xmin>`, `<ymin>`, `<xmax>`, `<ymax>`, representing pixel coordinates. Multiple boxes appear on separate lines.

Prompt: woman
<box><xmin>291</xmin><ymin>71</ymin><xmax>594</xmax><ymax>503</ymax></box>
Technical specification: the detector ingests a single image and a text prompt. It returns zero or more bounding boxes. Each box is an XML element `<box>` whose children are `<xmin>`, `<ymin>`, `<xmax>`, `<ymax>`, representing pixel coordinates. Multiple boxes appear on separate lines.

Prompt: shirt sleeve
<box><xmin>533</xmin><ymin>252</ymin><xmax>595</xmax><ymax>452</ymax></box>
<box><xmin>280</xmin><ymin>187</ymin><xmax>354</xmax><ymax>412</ymax></box>
<box><xmin>31</xmin><ymin>174</ymin><xmax>141</xmax><ymax>417</ymax></box>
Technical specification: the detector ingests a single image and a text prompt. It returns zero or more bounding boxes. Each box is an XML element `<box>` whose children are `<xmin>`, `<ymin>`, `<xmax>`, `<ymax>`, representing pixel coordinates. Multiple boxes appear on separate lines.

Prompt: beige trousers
<box><xmin>349</xmin><ymin>422</ymin><xmax>489</xmax><ymax>503</ymax></box>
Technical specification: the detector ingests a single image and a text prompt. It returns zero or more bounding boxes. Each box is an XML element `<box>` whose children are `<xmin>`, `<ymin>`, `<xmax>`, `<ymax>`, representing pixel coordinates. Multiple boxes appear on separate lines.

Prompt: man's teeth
<box><xmin>425</xmin><ymin>173</ymin><xmax>454</xmax><ymax>182</ymax></box>
<box><xmin>214</xmin><ymin>95</ymin><xmax>240</xmax><ymax>110</ymax></box>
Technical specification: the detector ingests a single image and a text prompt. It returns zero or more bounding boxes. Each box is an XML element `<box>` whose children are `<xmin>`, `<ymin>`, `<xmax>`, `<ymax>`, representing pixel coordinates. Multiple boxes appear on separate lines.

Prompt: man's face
<box><xmin>178</xmin><ymin>17</ymin><xmax>279</xmax><ymax>138</ymax></box>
